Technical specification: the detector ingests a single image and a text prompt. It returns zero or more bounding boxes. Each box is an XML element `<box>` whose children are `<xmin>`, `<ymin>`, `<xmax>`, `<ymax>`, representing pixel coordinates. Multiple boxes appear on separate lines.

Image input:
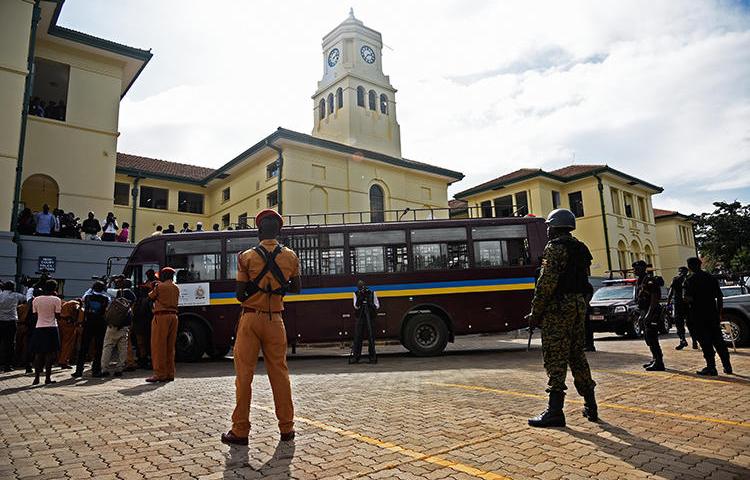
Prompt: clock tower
<box><xmin>312</xmin><ymin>9</ymin><xmax>402</xmax><ymax>158</ymax></box>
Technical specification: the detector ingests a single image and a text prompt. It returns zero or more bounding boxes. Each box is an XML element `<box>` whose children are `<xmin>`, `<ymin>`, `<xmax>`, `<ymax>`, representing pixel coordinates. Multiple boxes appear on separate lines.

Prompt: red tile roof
<box><xmin>653</xmin><ymin>208</ymin><xmax>679</xmax><ymax>218</ymax></box>
<box><xmin>549</xmin><ymin>164</ymin><xmax>606</xmax><ymax>177</ymax></box>
<box><xmin>117</xmin><ymin>153</ymin><xmax>215</xmax><ymax>182</ymax></box>
<box><xmin>448</xmin><ymin>199</ymin><xmax>468</xmax><ymax>209</ymax></box>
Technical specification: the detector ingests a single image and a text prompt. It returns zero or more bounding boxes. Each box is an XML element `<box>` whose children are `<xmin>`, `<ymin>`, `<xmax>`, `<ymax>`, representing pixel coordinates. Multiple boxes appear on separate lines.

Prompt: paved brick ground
<box><xmin>1</xmin><ymin>333</ymin><xmax>748</xmax><ymax>479</ymax></box>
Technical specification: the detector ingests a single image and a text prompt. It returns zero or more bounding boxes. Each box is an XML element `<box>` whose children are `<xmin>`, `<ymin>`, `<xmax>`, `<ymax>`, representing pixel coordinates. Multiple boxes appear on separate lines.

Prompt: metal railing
<box><xmin>223</xmin><ymin>205</ymin><xmax>534</xmax><ymax>230</ymax></box>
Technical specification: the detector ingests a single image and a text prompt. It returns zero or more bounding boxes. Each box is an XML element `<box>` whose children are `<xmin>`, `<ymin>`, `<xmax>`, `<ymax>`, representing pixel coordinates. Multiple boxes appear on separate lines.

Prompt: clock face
<box><xmin>360</xmin><ymin>45</ymin><xmax>376</xmax><ymax>64</ymax></box>
<box><xmin>327</xmin><ymin>48</ymin><xmax>340</xmax><ymax>68</ymax></box>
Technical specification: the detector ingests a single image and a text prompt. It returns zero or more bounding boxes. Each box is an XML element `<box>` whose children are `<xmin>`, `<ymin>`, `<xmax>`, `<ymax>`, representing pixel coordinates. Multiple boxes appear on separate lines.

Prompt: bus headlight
<box><xmin>614</xmin><ymin>306</ymin><xmax>627</xmax><ymax>314</ymax></box>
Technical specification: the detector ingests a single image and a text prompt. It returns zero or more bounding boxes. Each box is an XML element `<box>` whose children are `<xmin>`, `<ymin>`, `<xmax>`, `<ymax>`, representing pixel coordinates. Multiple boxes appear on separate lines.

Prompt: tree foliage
<box><xmin>694</xmin><ymin>201</ymin><xmax>750</xmax><ymax>275</ymax></box>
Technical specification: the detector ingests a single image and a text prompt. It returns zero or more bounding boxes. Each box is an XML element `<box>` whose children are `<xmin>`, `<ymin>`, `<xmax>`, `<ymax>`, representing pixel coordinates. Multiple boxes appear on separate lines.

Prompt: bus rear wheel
<box><xmin>176</xmin><ymin>318</ymin><xmax>209</xmax><ymax>362</ymax></box>
<box><xmin>403</xmin><ymin>314</ymin><xmax>448</xmax><ymax>356</ymax></box>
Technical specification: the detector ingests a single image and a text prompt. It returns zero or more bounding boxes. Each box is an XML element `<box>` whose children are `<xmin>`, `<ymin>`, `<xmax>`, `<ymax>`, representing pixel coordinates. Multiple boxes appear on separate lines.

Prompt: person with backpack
<box><xmin>221</xmin><ymin>209</ymin><xmax>301</xmax><ymax>446</ymax></box>
<box><xmin>100</xmin><ymin>277</ymin><xmax>136</xmax><ymax>377</ymax></box>
<box><xmin>146</xmin><ymin>268</ymin><xmax>180</xmax><ymax>383</ymax></box>
<box><xmin>72</xmin><ymin>281</ymin><xmax>110</xmax><ymax>378</ymax></box>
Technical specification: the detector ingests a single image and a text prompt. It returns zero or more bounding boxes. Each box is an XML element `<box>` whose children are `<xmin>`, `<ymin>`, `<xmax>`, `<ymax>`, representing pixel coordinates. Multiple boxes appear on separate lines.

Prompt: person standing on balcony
<box><xmin>116</xmin><ymin>222</ymin><xmax>130</xmax><ymax>242</ymax></box>
<box><xmin>81</xmin><ymin>212</ymin><xmax>101</xmax><ymax>240</ymax></box>
<box><xmin>34</xmin><ymin>204</ymin><xmax>55</xmax><ymax>236</ymax></box>
<box><xmin>101</xmin><ymin>213</ymin><xmax>118</xmax><ymax>241</ymax></box>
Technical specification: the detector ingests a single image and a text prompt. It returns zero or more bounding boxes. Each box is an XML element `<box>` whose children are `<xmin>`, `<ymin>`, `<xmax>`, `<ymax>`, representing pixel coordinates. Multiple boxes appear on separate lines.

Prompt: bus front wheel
<box><xmin>403</xmin><ymin>314</ymin><xmax>449</xmax><ymax>356</ymax></box>
<box><xmin>176</xmin><ymin>318</ymin><xmax>209</xmax><ymax>362</ymax></box>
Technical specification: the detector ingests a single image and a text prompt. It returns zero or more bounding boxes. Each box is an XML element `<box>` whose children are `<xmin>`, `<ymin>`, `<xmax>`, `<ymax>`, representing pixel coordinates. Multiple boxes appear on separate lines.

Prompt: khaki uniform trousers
<box><xmin>151</xmin><ymin>313</ymin><xmax>177</xmax><ymax>380</ymax></box>
<box><xmin>231</xmin><ymin>311</ymin><xmax>294</xmax><ymax>437</ymax></box>
<box><xmin>57</xmin><ymin>319</ymin><xmax>80</xmax><ymax>366</ymax></box>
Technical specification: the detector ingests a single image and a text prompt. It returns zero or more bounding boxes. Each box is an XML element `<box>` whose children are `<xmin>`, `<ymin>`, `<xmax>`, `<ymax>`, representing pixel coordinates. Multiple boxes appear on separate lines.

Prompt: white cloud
<box><xmin>59</xmin><ymin>0</ymin><xmax>750</xmax><ymax>215</ymax></box>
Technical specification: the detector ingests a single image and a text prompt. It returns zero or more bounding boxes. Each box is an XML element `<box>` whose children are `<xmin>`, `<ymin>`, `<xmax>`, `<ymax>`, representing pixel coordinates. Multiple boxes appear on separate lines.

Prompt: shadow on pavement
<box><xmin>118</xmin><ymin>382</ymin><xmax>167</xmax><ymax>396</ymax></box>
<box><xmin>165</xmin><ymin>348</ymin><xmax>654</xmax><ymax>379</ymax></box>
<box><xmin>664</xmin><ymin>367</ymin><xmax>750</xmax><ymax>385</ymax></box>
<box><xmin>223</xmin><ymin>441</ymin><xmax>295</xmax><ymax>479</ymax></box>
<box><xmin>567</xmin><ymin>421</ymin><xmax>750</xmax><ymax>479</ymax></box>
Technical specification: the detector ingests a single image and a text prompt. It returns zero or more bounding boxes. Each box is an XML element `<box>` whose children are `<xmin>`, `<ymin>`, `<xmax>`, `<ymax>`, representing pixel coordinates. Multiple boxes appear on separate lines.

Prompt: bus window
<box><xmin>471</xmin><ymin>225</ymin><xmax>529</xmax><ymax>267</ymax></box>
<box><xmin>166</xmin><ymin>239</ymin><xmax>222</xmax><ymax>282</ymax></box>
<box><xmin>411</xmin><ymin>227</ymin><xmax>469</xmax><ymax>270</ymax></box>
<box><xmin>349</xmin><ymin>230</ymin><xmax>407</xmax><ymax>274</ymax></box>
<box><xmin>319</xmin><ymin>233</ymin><xmax>345</xmax><ymax>275</ymax></box>
<box><xmin>226</xmin><ymin>236</ymin><xmax>258</xmax><ymax>279</ymax></box>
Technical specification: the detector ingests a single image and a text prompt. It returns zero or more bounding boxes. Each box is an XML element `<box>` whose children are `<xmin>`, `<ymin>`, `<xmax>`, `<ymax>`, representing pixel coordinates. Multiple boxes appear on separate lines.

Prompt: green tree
<box><xmin>694</xmin><ymin>201</ymin><xmax>750</xmax><ymax>274</ymax></box>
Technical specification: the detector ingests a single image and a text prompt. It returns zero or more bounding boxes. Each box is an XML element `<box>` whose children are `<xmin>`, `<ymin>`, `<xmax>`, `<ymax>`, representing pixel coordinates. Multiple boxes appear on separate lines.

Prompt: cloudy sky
<box><xmin>59</xmin><ymin>0</ymin><xmax>750</xmax><ymax>214</ymax></box>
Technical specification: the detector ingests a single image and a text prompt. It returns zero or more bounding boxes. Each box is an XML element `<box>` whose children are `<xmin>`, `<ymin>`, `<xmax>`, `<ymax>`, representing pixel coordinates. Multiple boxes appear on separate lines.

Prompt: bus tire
<box><xmin>209</xmin><ymin>344</ymin><xmax>231</xmax><ymax>360</ymax></box>
<box><xmin>403</xmin><ymin>314</ymin><xmax>448</xmax><ymax>356</ymax></box>
<box><xmin>176</xmin><ymin>318</ymin><xmax>209</xmax><ymax>362</ymax></box>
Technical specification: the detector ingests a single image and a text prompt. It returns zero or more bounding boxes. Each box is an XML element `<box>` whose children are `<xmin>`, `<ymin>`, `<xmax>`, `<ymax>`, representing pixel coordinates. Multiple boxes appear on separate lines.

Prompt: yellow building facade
<box><xmin>3</xmin><ymin>5</ymin><xmax>462</xmax><ymax>243</ymax></box>
<box><xmin>0</xmin><ymin>0</ymin><xmax>151</xmax><ymax>231</ymax></box>
<box><xmin>454</xmin><ymin>165</ymin><xmax>671</xmax><ymax>277</ymax></box>
<box><xmin>654</xmin><ymin>209</ymin><xmax>697</xmax><ymax>278</ymax></box>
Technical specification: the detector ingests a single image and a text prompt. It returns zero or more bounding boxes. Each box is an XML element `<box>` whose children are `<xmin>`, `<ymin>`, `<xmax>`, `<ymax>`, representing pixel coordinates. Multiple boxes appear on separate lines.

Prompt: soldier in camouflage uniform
<box><xmin>528</xmin><ymin>208</ymin><xmax>598</xmax><ymax>428</ymax></box>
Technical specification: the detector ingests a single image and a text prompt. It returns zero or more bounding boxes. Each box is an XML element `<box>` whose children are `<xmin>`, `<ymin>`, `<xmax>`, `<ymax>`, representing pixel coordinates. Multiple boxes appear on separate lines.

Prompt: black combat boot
<box><xmin>528</xmin><ymin>391</ymin><xmax>565</xmax><ymax>428</ymax></box>
<box><xmin>696</xmin><ymin>366</ymin><xmax>718</xmax><ymax>376</ymax></box>
<box><xmin>645</xmin><ymin>359</ymin><xmax>665</xmax><ymax>371</ymax></box>
<box><xmin>642</xmin><ymin>360</ymin><xmax>654</xmax><ymax>369</ymax></box>
<box><xmin>675</xmin><ymin>339</ymin><xmax>688</xmax><ymax>350</ymax></box>
<box><xmin>581</xmin><ymin>390</ymin><xmax>598</xmax><ymax>422</ymax></box>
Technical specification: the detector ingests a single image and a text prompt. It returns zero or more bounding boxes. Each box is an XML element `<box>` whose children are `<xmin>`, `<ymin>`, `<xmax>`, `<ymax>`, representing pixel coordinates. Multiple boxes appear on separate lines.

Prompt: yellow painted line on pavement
<box><xmin>594</xmin><ymin>369</ymin><xmax>738</xmax><ymax>385</ymax></box>
<box><xmin>254</xmin><ymin>405</ymin><xmax>512</xmax><ymax>480</ymax></box>
<box><xmin>427</xmin><ymin>382</ymin><xmax>750</xmax><ymax>429</ymax></box>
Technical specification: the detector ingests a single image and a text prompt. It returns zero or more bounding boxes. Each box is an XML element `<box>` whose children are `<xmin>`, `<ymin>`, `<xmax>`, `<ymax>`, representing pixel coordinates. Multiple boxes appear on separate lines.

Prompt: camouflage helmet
<box><xmin>545</xmin><ymin>208</ymin><xmax>576</xmax><ymax>230</ymax></box>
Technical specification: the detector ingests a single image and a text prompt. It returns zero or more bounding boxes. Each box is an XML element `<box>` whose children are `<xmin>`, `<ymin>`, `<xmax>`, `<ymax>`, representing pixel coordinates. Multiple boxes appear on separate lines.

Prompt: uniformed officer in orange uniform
<box><xmin>221</xmin><ymin>209</ymin><xmax>301</xmax><ymax>445</ymax></box>
<box><xmin>57</xmin><ymin>298</ymin><xmax>82</xmax><ymax>369</ymax></box>
<box><xmin>146</xmin><ymin>267</ymin><xmax>180</xmax><ymax>383</ymax></box>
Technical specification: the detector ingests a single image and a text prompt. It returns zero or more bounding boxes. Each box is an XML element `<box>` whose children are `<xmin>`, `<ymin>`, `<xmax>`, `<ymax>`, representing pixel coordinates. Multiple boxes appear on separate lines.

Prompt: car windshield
<box><xmin>592</xmin><ymin>286</ymin><xmax>634</xmax><ymax>301</ymax></box>
<box><xmin>721</xmin><ymin>287</ymin><xmax>742</xmax><ymax>297</ymax></box>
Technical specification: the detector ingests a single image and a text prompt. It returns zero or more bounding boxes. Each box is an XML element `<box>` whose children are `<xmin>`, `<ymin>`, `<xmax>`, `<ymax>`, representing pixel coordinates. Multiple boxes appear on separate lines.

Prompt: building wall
<box><xmin>0</xmin><ymin>0</ymin><xmax>33</xmax><ymax>231</ymax></box>
<box><xmin>20</xmin><ymin>40</ymin><xmax>123</xmax><ymax>221</ymax></box>
<box><xmin>460</xmin><ymin>174</ymin><xmax>661</xmax><ymax>277</ymax></box>
<box><xmin>113</xmin><ymin>174</ymin><xmax>210</xmax><ymax>241</ymax></box>
<box><xmin>655</xmin><ymin>217</ymin><xmax>696</xmax><ymax>278</ymax></box>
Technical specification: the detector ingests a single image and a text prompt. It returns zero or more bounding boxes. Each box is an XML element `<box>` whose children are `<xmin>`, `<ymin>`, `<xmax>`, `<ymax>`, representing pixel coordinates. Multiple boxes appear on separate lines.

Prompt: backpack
<box><xmin>86</xmin><ymin>294</ymin><xmax>108</xmax><ymax>316</ymax></box>
<box><xmin>105</xmin><ymin>295</ymin><xmax>132</xmax><ymax>328</ymax></box>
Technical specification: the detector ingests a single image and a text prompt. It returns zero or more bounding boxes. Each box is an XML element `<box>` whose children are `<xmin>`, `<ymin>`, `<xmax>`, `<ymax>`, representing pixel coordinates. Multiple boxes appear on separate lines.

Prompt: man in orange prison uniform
<box><xmin>221</xmin><ymin>209</ymin><xmax>301</xmax><ymax>445</ymax></box>
<box><xmin>146</xmin><ymin>267</ymin><xmax>180</xmax><ymax>383</ymax></box>
<box><xmin>57</xmin><ymin>298</ymin><xmax>82</xmax><ymax>369</ymax></box>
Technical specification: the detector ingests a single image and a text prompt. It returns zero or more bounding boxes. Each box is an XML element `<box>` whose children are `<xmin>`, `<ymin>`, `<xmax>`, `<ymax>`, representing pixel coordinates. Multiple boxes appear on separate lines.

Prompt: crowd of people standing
<box><xmin>16</xmin><ymin>205</ymin><xmax>130</xmax><ymax>242</ymax></box>
<box><xmin>0</xmin><ymin>267</ymin><xmax>180</xmax><ymax>385</ymax></box>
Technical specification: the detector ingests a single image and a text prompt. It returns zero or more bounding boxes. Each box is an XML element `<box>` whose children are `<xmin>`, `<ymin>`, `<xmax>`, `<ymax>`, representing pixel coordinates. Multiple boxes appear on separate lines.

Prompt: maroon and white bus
<box><xmin>122</xmin><ymin>215</ymin><xmax>546</xmax><ymax>361</ymax></box>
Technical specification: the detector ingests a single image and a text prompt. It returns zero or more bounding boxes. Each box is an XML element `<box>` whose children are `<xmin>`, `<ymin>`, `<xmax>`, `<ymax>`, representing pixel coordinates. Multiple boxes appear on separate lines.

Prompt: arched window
<box><xmin>327</xmin><ymin>93</ymin><xmax>334</xmax><ymax>114</ymax></box>
<box><xmin>319</xmin><ymin>98</ymin><xmax>325</xmax><ymax>119</ymax></box>
<box><xmin>356</xmin><ymin>86</ymin><xmax>365</xmax><ymax>107</ymax></box>
<box><xmin>369</xmin><ymin>184</ymin><xmax>384</xmax><ymax>223</ymax></box>
<box><xmin>380</xmin><ymin>93</ymin><xmax>388</xmax><ymax>114</ymax></box>
<box><xmin>368</xmin><ymin>90</ymin><xmax>377</xmax><ymax>110</ymax></box>
<box><xmin>617</xmin><ymin>240</ymin><xmax>627</xmax><ymax>273</ymax></box>
<box><xmin>336</xmin><ymin>87</ymin><xmax>343</xmax><ymax>109</ymax></box>
<box><xmin>644</xmin><ymin>245</ymin><xmax>654</xmax><ymax>266</ymax></box>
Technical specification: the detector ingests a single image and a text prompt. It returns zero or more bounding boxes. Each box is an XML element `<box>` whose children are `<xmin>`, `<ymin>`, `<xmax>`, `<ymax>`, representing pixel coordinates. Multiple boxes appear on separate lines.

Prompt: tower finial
<box><xmin>349</xmin><ymin>7</ymin><xmax>355</xmax><ymax>19</ymax></box>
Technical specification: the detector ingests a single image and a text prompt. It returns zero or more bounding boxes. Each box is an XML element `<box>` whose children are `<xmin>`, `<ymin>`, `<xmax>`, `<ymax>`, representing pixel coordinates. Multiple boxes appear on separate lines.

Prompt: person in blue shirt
<box><xmin>34</xmin><ymin>204</ymin><xmax>55</xmax><ymax>236</ymax></box>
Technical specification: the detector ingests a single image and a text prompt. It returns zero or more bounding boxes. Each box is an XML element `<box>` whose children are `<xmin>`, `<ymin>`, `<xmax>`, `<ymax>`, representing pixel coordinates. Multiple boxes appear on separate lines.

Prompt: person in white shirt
<box><xmin>350</xmin><ymin>280</ymin><xmax>379</xmax><ymax>364</ymax></box>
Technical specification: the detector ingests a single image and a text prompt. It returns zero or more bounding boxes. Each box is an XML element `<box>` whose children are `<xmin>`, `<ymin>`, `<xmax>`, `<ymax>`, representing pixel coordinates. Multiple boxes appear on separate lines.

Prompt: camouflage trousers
<box><xmin>541</xmin><ymin>294</ymin><xmax>596</xmax><ymax>394</ymax></box>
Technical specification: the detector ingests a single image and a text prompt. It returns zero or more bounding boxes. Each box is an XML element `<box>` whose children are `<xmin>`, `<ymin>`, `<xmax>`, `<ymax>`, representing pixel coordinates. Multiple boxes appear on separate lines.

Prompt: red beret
<box><xmin>255</xmin><ymin>209</ymin><xmax>283</xmax><ymax>227</ymax></box>
<box><xmin>160</xmin><ymin>267</ymin><xmax>176</xmax><ymax>278</ymax></box>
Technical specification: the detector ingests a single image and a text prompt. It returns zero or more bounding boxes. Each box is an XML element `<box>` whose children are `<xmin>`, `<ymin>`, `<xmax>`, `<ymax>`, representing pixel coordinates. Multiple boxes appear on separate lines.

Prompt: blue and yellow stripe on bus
<box><xmin>208</xmin><ymin>277</ymin><xmax>535</xmax><ymax>305</ymax></box>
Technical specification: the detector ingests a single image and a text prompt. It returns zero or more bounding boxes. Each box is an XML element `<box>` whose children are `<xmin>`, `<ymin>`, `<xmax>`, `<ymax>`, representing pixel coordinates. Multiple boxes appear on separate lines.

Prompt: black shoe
<box><xmin>280</xmin><ymin>431</ymin><xmax>295</xmax><ymax>442</ymax></box>
<box><xmin>643</xmin><ymin>361</ymin><xmax>654</xmax><ymax>369</ymax></box>
<box><xmin>221</xmin><ymin>431</ymin><xmax>248</xmax><ymax>446</ymax></box>
<box><xmin>645</xmin><ymin>362</ymin><xmax>665</xmax><ymax>371</ymax></box>
<box><xmin>528</xmin><ymin>391</ymin><xmax>566</xmax><ymax>428</ymax></box>
<box><xmin>114</xmin><ymin>371</ymin><xmax>123</xmax><ymax>378</ymax></box>
<box><xmin>25</xmin><ymin>366</ymin><xmax>32</xmax><ymax>374</ymax></box>
<box><xmin>2</xmin><ymin>366</ymin><xmax>12</xmax><ymax>373</ymax></box>
<box><xmin>692</xmin><ymin>342</ymin><xmax>699</xmax><ymax>350</ymax></box>
<box><xmin>675</xmin><ymin>341</ymin><xmax>688</xmax><ymax>350</ymax></box>
<box><xmin>584</xmin><ymin>346</ymin><xmax>596</xmax><ymax>352</ymax></box>
<box><xmin>582</xmin><ymin>390</ymin><xmax>598</xmax><ymax>422</ymax></box>
<box><xmin>696</xmin><ymin>367</ymin><xmax>718</xmax><ymax>376</ymax></box>
<box><xmin>71</xmin><ymin>371</ymin><xmax>83</xmax><ymax>378</ymax></box>
<box><xmin>32</xmin><ymin>377</ymin><xmax>40</xmax><ymax>386</ymax></box>
<box><xmin>368</xmin><ymin>357</ymin><xmax>377</xmax><ymax>364</ymax></box>
<box><xmin>348</xmin><ymin>357</ymin><xmax>359</xmax><ymax>364</ymax></box>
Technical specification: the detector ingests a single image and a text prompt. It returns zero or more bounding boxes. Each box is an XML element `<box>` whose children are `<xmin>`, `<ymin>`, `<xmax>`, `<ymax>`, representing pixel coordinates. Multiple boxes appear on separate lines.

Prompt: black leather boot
<box><xmin>582</xmin><ymin>390</ymin><xmax>598</xmax><ymax>422</ymax></box>
<box><xmin>528</xmin><ymin>391</ymin><xmax>565</xmax><ymax>428</ymax></box>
